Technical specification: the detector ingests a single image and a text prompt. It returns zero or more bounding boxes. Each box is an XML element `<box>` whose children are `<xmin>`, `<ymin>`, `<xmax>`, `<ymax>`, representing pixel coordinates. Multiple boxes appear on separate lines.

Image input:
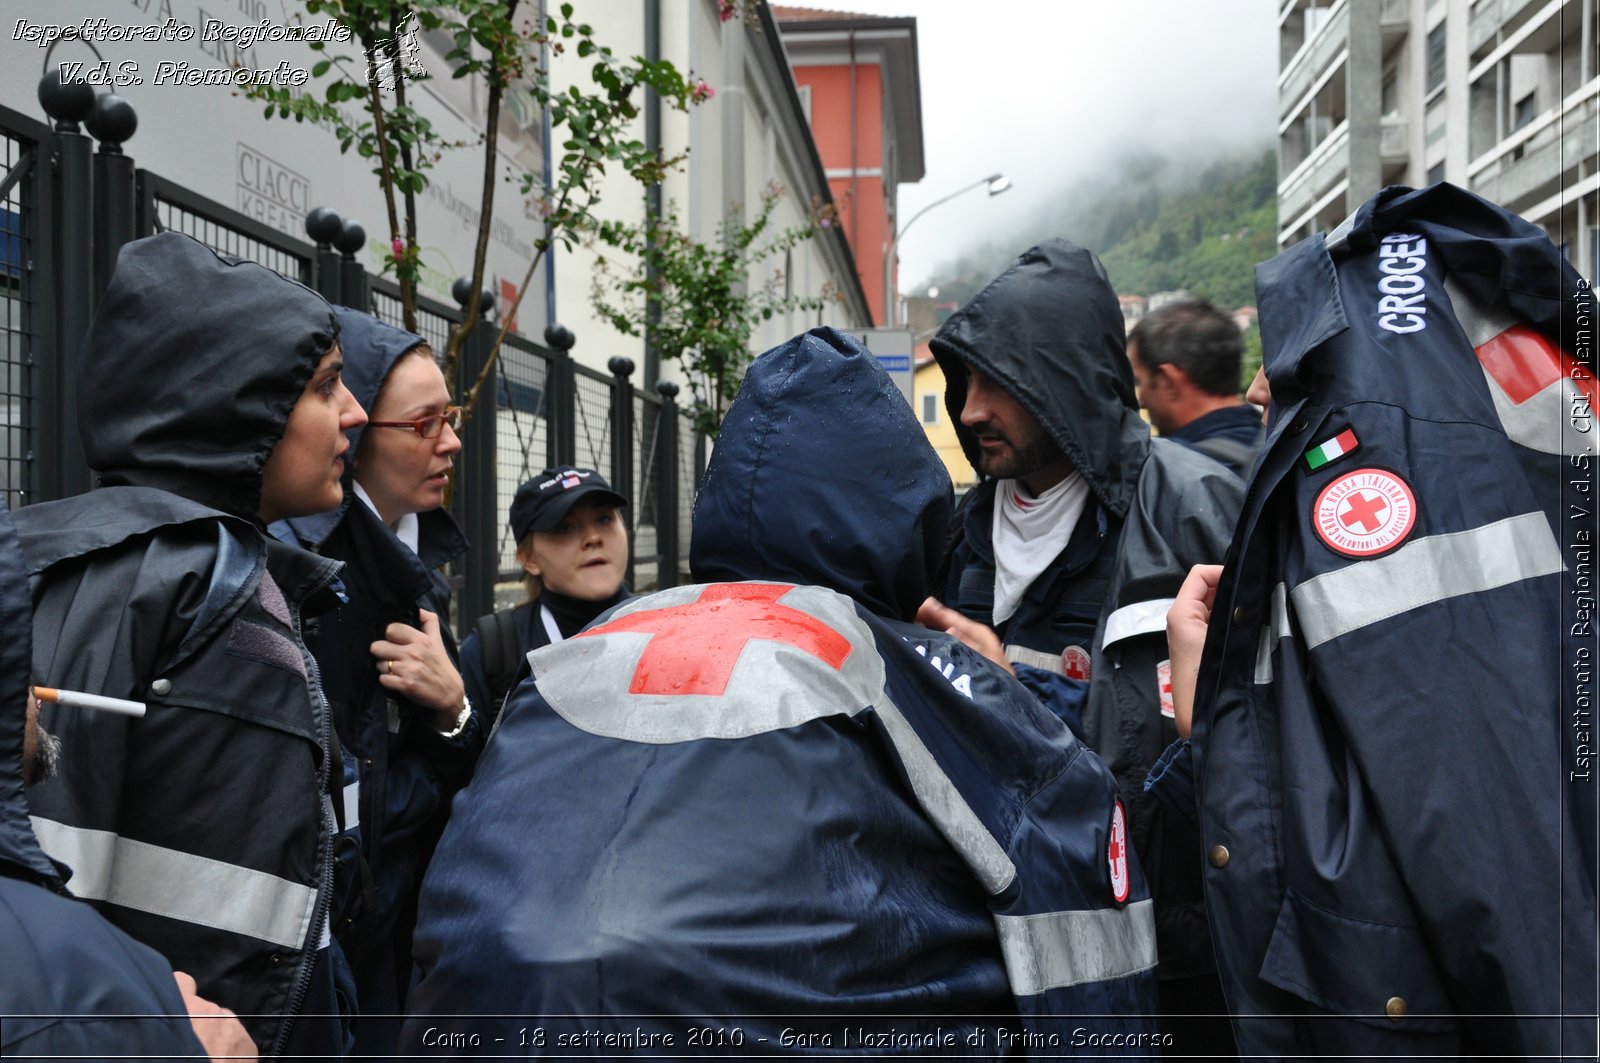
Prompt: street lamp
<box><xmin>883</xmin><ymin>173</ymin><xmax>1011</xmax><ymax>327</ymax></box>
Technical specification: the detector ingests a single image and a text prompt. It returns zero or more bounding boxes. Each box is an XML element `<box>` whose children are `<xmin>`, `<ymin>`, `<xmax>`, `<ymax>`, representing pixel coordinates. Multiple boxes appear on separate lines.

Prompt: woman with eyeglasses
<box><xmin>271</xmin><ymin>306</ymin><xmax>475</xmax><ymax>1058</ymax></box>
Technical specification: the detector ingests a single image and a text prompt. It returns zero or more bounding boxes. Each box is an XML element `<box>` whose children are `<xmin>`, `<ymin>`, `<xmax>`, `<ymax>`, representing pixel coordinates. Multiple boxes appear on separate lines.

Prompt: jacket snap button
<box><xmin>1207</xmin><ymin>844</ymin><xmax>1230</xmax><ymax>868</ymax></box>
<box><xmin>1290</xmin><ymin>418</ymin><xmax>1308</xmax><ymax>433</ymax></box>
<box><xmin>1232</xmin><ymin>606</ymin><xmax>1246</xmax><ymax>625</ymax></box>
<box><xmin>150</xmin><ymin>678</ymin><xmax>172</xmax><ymax>696</ymax></box>
<box><xmin>1386</xmin><ymin>996</ymin><xmax>1407</xmax><ymax>1019</ymax></box>
<box><xmin>268</xmin><ymin>954</ymin><xmax>282</xmax><ymax>967</ymax></box>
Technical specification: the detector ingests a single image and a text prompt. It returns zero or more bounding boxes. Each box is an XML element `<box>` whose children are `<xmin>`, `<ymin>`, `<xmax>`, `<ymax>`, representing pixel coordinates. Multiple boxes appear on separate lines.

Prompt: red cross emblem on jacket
<box><xmin>576</xmin><ymin>583</ymin><xmax>854</xmax><ymax>696</ymax></box>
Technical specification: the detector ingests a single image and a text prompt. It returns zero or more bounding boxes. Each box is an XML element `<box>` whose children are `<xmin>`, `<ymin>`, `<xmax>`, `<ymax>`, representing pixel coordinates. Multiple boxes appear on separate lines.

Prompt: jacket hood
<box><xmin>284</xmin><ymin>307</ymin><xmax>428</xmax><ymax>547</ymax></box>
<box><xmin>930</xmin><ymin>238</ymin><xmax>1149</xmax><ymax>517</ymax></box>
<box><xmin>0</xmin><ymin>497</ymin><xmax>59</xmax><ymax>886</ymax></box>
<box><xmin>690</xmin><ymin>327</ymin><xmax>952</xmax><ymax>620</ymax></box>
<box><xmin>330</xmin><ymin>306</ymin><xmax>428</xmax><ymax>454</ymax></box>
<box><xmin>81</xmin><ymin>233</ymin><xmax>339</xmax><ymax>519</ymax></box>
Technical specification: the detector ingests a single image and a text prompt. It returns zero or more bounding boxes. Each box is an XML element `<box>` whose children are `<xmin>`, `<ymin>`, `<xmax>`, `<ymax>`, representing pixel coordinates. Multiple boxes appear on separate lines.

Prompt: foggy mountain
<box><xmin>921</xmin><ymin>147</ymin><xmax>1277</xmax><ymax>315</ymax></box>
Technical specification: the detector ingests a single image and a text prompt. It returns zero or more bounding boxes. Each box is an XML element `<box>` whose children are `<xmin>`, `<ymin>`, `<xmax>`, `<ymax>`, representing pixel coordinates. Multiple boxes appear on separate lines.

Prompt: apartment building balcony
<box><xmin>1280</xmin><ymin>120</ymin><xmax>1352</xmax><ymax>223</ymax></box>
<box><xmin>1380</xmin><ymin>114</ymin><xmax>1409</xmax><ymax>162</ymax></box>
<box><xmin>1470</xmin><ymin>0</ymin><xmax>1551</xmax><ymax>57</ymax></box>
<box><xmin>1470</xmin><ymin>80</ymin><xmax>1599</xmax><ymax>208</ymax></box>
<box><xmin>1281</xmin><ymin>1</ymin><xmax>1349</xmax><ymax>118</ymax></box>
<box><xmin>1380</xmin><ymin>0</ymin><xmax>1410</xmax><ymax>42</ymax></box>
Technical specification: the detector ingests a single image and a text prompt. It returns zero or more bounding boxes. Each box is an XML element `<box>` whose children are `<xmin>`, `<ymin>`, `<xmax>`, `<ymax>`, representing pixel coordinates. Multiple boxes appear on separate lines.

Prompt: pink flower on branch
<box><xmin>691</xmin><ymin>79</ymin><xmax>715</xmax><ymax>103</ymax></box>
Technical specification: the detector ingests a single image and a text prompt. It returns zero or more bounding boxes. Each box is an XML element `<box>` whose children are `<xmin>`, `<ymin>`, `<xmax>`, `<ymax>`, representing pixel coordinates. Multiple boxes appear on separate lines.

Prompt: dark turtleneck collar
<box><xmin>539</xmin><ymin>583</ymin><xmax>630</xmax><ymax>640</ymax></box>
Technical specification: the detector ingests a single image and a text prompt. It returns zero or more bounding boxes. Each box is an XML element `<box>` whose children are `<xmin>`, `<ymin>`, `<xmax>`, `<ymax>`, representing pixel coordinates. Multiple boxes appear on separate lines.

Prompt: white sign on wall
<box><xmin>844</xmin><ymin>327</ymin><xmax>915</xmax><ymax>405</ymax></box>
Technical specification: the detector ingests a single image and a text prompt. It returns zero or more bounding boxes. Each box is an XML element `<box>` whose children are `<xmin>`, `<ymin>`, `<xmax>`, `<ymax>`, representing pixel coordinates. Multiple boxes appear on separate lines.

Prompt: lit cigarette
<box><xmin>32</xmin><ymin>686</ymin><xmax>147</xmax><ymax>718</ymax></box>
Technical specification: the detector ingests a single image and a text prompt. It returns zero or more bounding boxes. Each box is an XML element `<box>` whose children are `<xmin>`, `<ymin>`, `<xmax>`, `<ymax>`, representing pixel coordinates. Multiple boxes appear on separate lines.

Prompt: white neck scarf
<box><xmin>991</xmin><ymin>472</ymin><xmax>1089</xmax><ymax>625</ymax></box>
<box><xmin>354</xmin><ymin>480</ymin><xmax>420</xmax><ymax>555</ymax></box>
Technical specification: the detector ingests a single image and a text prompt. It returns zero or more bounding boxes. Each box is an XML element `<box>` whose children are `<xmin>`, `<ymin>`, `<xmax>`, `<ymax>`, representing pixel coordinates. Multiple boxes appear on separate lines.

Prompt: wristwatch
<box><xmin>437</xmin><ymin>695</ymin><xmax>473</xmax><ymax>739</ymax></box>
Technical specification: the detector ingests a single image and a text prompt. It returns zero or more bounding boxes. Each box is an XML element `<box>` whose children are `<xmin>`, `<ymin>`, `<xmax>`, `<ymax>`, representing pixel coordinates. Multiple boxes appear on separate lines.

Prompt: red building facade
<box><xmin>774</xmin><ymin>8</ymin><xmax>924</xmax><ymax>325</ymax></box>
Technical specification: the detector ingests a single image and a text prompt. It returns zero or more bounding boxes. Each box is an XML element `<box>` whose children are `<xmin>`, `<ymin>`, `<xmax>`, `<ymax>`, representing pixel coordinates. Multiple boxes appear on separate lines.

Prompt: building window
<box><xmin>1427</xmin><ymin>161</ymin><xmax>1445</xmax><ymax>184</ymax></box>
<box><xmin>920</xmin><ymin>393</ymin><xmax>939</xmax><ymax>425</ymax></box>
<box><xmin>1381</xmin><ymin>69</ymin><xmax>1399</xmax><ymax>115</ymax></box>
<box><xmin>1425</xmin><ymin>24</ymin><xmax>1446</xmax><ymax>94</ymax></box>
<box><xmin>1513</xmin><ymin>92</ymin><xmax>1538</xmax><ymax>131</ymax></box>
<box><xmin>796</xmin><ymin>84</ymin><xmax>812</xmax><ymax>124</ymax></box>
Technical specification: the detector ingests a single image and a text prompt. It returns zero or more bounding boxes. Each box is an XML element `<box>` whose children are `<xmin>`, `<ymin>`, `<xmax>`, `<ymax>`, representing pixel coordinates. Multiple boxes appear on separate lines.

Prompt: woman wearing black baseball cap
<box><xmin>459</xmin><ymin>466</ymin><xmax>632</xmax><ymax>732</ymax></box>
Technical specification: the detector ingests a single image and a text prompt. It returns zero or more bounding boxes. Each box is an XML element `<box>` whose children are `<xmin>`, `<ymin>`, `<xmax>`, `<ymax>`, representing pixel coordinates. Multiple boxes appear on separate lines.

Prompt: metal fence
<box><xmin>4</xmin><ymin>91</ymin><xmax>705</xmax><ymax>635</ymax></box>
<box><xmin>0</xmin><ymin>105</ymin><xmax>44</xmax><ymax>512</ymax></box>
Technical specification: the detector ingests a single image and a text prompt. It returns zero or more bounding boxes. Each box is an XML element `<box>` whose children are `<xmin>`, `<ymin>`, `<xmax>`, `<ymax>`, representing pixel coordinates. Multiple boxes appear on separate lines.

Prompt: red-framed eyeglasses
<box><xmin>367</xmin><ymin>405</ymin><xmax>463</xmax><ymax>438</ymax></box>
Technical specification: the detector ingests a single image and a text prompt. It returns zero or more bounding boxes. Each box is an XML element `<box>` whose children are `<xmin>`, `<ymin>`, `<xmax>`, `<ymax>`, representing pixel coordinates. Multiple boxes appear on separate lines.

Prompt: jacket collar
<box><xmin>1255</xmin><ymin>233</ymin><xmax>1349</xmax><ymax>403</ymax></box>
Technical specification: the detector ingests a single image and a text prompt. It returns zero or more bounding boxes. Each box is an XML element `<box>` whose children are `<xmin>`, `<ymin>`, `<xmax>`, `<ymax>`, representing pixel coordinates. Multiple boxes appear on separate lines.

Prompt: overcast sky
<box><xmin>809</xmin><ymin>0</ymin><xmax>1280</xmax><ymax>290</ymax></box>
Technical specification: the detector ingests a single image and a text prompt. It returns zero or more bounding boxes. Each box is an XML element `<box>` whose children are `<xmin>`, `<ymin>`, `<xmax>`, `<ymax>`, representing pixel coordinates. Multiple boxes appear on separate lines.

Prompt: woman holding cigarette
<box><xmin>273</xmin><ymin>307</ymin><xmax>474</xmax><ymax>1057</ymax></box>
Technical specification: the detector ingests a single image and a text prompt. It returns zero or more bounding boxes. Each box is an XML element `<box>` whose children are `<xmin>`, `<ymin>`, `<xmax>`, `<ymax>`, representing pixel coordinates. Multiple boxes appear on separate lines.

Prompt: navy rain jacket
<box><xmin>0</xmin><ymin>496</ymin><xmax>208</xmax><ymax>1059</ymax></box>
<box><xmin>1188</xmin><ymin>183</ymin><xmax>1599</xmax><ymax>1057</ymax></box>
<box><xmin>404</xmin><ymin>328</ymin><xmax>1160</xmax><ymax>1054</ymax></box>
<box><xmin>16</xmin><ymin>233</ymin><xmax>351</xmax><ymax>1058</ymax></box>
<box><xmin>275</xmin><ymin>307</ymin><xmax>474</xmax><ymax>1056</ymax></box>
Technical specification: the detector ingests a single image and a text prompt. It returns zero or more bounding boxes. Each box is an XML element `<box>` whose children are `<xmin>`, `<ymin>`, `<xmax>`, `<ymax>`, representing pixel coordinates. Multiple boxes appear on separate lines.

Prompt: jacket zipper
<box><xmin>268</xmin><ymin>567</ymin><xmax>341</xmax><ymax>1059</ymax></box>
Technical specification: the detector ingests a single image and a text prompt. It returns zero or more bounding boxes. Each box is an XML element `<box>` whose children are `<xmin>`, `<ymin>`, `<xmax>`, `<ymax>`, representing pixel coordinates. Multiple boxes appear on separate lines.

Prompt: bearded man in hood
<box><xmin>932</xmin><ymin>239</ymin><xmax>1244</xmax><ymax>1053</ymax></box>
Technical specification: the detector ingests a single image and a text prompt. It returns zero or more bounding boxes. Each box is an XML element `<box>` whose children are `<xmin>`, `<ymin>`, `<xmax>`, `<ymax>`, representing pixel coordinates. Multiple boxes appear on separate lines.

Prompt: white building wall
<box><xmin>549</xmin><ymin>0</ymin><xmax>865</xmax><ymax>380</ymax></box>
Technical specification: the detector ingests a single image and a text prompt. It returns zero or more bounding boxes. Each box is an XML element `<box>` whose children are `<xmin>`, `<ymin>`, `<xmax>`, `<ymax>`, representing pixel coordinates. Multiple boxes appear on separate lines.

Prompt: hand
<box><xmin>371</xmin><ymin>609</ymin><xmax>468</xmax><ymax>730</ymax></box>
<box><xmin>915</xmin><ymin>597</ymin><xmax>1015</xmax><ymax>676</ymax></box>
<box><xmin>1166</xmin><ymin>565</ymin><xmax>1224</xmax><ymax>739</ymax></box>
<box><xmin>173</xmin><ymin>971</ymin><xmax>256</xmax><ymax>1061</ymax></box>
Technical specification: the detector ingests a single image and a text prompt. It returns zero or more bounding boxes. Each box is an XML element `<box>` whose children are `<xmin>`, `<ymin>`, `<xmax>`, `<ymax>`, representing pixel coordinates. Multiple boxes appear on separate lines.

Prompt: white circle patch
<box><xmin>1313</xmin><ymin>468</ymin><xmax>1418</xmax><ymax>558</ymax></box>
<box><xmin>1062</xmin><ymin>645</ymin><xmax>1092</xmax><ymax>681</ymax></box>
<box><xmin>1108</xmin><ymin>799</ymin><xmax>1130</xmax><ymax>904</ymax></box>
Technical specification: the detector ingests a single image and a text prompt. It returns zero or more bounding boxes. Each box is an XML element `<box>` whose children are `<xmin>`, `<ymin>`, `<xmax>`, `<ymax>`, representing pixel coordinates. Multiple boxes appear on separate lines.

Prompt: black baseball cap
<box><xmin>509</xmin><ymin>466</ymin><xmax>627</xmax><ymax>541</ymax></box>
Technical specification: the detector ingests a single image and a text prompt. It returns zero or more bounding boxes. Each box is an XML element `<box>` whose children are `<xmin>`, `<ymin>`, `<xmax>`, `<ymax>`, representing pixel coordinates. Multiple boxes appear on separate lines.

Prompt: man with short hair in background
<box><xmin>1128</xmin><ymin>298</ymin><xmax>1262</xmax><ymax>474</ymax></box>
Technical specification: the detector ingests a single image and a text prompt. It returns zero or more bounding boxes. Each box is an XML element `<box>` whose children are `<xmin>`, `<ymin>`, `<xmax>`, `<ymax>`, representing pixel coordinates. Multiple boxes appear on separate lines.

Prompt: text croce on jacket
<box><xmin>1190</xmin><ymin>183</ymin><xmax>1599</xmax><ymax>1058</ymax></box>
<box><xmin>404</xmin><ymin>327</ymin><xmax>1160</xmax><ymax>1055</ymax></box>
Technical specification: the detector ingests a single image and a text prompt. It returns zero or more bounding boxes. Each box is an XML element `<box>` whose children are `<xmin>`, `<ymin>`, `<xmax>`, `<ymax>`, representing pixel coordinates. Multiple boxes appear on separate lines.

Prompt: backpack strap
<box><xmin>472</xmin><ymin>607</ymin><xmax>524</xmax><ymax>732</ymax></box>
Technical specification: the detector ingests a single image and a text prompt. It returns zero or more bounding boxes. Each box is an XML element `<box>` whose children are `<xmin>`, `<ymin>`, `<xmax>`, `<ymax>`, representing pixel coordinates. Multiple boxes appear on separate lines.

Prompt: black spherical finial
<box><xmin>451</xmin><ymin>277</ymin><xmax>474</xmax><ymax>307</ymax></box>
<box><xmin>544</xmin><ymin>323</ymin><xmax>575</xmax><ymax>352</ymax></box>
<box><xmin>333</xmin><ymin>219</ymin><xmax>365</xmax><ymax>255</ymax></box>
<box><xmin>655</xmin><ymin>379</ymin><xmax>680</xmax><ymax>400</ymax></box>
<box><xmin>85</xmin><ymin>94</ymin><xmax>137</xmax><ymax>150</ymax></box>
<box><xmin>481</xmin><ymin>289</ymin><xmax>496</xmax><ymax>316</ymax></box>
<box><xmin>607</xmin><ymin>356</ymin><xmax>635</xmax><ymax>378</ymax></box>
<box><xmin>38</xmin><ymin>70</ymin><xmax>96</xmax><ymax>130</ymax></box>
<box><xmin>305</xmin><ymin>207</ymin><xmax>343</xmax><ymax>246</ymax></box>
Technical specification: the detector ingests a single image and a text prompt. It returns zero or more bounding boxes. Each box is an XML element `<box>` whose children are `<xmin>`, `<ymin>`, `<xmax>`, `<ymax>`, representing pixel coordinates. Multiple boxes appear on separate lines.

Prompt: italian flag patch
<box><xmin>1304</xmin><ymin>428</ymin><xmax>1358</xmax><ymax>471</ymax></box>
